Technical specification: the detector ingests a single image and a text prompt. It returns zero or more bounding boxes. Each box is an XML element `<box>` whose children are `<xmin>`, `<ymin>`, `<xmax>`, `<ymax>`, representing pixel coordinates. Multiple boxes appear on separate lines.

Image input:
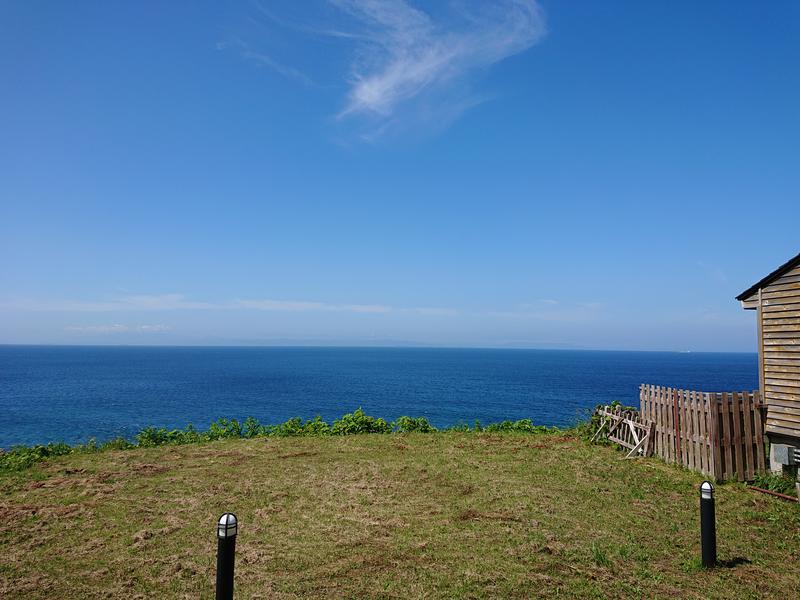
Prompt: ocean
<box><xmin>0</xmin><ymin>345</ymin><xmax>758</xmax><ymax>448</ymax></box>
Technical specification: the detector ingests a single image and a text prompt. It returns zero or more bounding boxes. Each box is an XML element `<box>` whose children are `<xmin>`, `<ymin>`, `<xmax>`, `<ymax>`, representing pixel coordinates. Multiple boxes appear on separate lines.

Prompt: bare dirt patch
<box><xmin>277</xmin><ymin>451</ymin><xmax>319</xmax><ymax>459</ymax></box>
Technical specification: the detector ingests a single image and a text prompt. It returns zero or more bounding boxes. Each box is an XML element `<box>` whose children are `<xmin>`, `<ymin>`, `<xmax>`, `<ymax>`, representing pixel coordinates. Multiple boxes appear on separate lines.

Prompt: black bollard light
<box><xmin>216</xmin><ymin>513</ymin><xmax>238</xmax><ymax>600</ymax></box>
<box><xmin>699</xmin><ymin>481</ymin><xmax>716</xmax><ymax>568</ymax></box>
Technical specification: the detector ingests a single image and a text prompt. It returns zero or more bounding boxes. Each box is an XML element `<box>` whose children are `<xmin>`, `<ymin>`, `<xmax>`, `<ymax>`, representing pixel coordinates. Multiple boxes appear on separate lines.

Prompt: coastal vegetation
<box><xmin>1</xmin><ymin>422</ymin><xmax>798</xmax><ymax>598</ymax></box>
<box><xmin>0</xmin><ymin>409</ymin><xmax>556</xmax><ymax>473</ymax></box>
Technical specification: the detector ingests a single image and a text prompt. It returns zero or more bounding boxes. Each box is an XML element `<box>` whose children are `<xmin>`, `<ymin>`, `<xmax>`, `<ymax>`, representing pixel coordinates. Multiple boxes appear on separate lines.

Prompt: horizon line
<box><xmin>0</xmin><ymin>342</ymin><xmax>758</xmax><ymax>354</ymax></box>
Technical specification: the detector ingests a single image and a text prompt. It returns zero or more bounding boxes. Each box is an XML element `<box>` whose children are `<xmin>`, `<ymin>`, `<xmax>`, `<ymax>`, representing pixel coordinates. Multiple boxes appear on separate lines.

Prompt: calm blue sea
<box><xmin>0</xmin><ymin>345</ymin><xmax>758</xmax><ymax>448</ymax></box>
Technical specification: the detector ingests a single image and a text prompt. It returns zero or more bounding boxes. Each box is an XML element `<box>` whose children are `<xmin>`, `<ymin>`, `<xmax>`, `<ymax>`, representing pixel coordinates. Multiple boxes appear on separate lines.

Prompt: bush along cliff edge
<box><xmin>0</xmin><ymin>409</ymin><xmax>560</xmax><ymax>473</ymax></box>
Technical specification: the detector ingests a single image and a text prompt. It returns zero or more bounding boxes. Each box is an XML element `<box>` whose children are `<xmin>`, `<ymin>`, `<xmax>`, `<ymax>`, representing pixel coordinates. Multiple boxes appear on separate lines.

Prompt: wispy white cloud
<box><xmin>411</xmin><ymin>306</ymin><xmax>460</xmax><ymax>317</ymax></box>
<box><xmin>218</xmin><ymin>39</ymin><xmax>314</xmax><ymax>86</ymax></box>
<box><xmin>235</xmin><ymin>298</ymin><xmax>392</xmax><ymax>313</ymax></box>
<box><xmin>2</xmin><ymin>294</ymin><xmax>393</xmax><ymax>315</ymax></box>
<box><xmin>4</xmin><ymin>294</ymin><xmax>216</xmax><ymax>312</ymax></box>
<box><xmin>239</xmin><ymin>0</ymin><xmax>546</xmax><ymax>138</ymax></box>
<box><xmin>0</xmin><ymin>294</ymin><xmax>216</xmax><ymax>312</ymax></box>
<box><xmin>65</xmin><ymin>324</ymin><xmax>172</xmax><ymax>335</ymax></box>
<box><xmin>114</xmin><ymin>294</ymin><xmax>218</xmax><ymax>310</ymax></box>
<box><xmin>3</xmin><ymin>293</ymin><xmax>600</xmax><ymax>324</ymax></box>
<box><xmin>331</xmin><ymin>0</ymin><xmax>545</xmax><ymax>123</ymax></box>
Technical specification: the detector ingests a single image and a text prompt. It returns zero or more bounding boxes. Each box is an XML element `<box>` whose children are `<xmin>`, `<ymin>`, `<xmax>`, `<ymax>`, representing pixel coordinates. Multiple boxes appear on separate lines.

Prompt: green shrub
<box><xmin>332</xmin><ymin>408</ymin><xmax>392</xmax><ymax>435</ymax></box>
<box><xmin>243</xmin><ymin>416</ymin><xmax>266</xmax><ymax>438</ymax></box>
<box><xmin>100</xmin><ymin>437</ymin><xmax>135</xmax><ymax>451</ymax></box>
<box><xmin>0</xmin><ymin>411</ymin><xmax>560</xmax><ymax>472</ymax></box>
<box><xmin>301</xmin><ymin>416</ymin><xmax>332</xmax><ymax>436</ymax></box>
<box><xmin>261</xmin><ymin>416</ymin><xmax>332</xmax><ymax>437</ymax></box>
<box><xmin>136</xmin><ymin>426</ymin><xmax>172</xmax><ymax>447</ymax></box>
<box><xmin>393</xmin><ymin>416</ymin><xmax>437</xmax><ymax>433</ymax></box>
<box><xmin>752</xmin><ymin>472</ymin><xmax>798</xmax><ymax>496</ymax></box>
<box><xmin>135</xmin><ymin>424</ymin><xmax>206</xmax><ymax>447</ymax></box>
<box><xmin>207</xmin><ymin>418</ymin><xmax>242</xmax><ymax>440</ymax></box>
<box><xmin>274</xmin><ymin>417</ymin><xmax>305</xmax><ymax>437</ymax></box>
<box><xmin>179</xmin><ymin>424</ymin><xmax>206</xmax><ymax>444</ymax></box>
<box><xmin>443</xmin><ymin>423</ymin><xmax>471</xmax><ymax>432</ymax></box>
<box><xmin>78</xmin><ymin>438</ymin><xmax>99</xmax><ymax>453</ymax></box>
<box><xmin>483</xmin><ymin>419</ymin><xmax>553</xmax><ymax>433</ymax></box>
<box><xmin>574</xmin><ymin>412</ymin><xmax>600</xmax><ymax>442</ymax></box>
<box><xmin>0</xmin><ymin>442</ymin><xmax>73</xmax><ymax>472</ymax></box>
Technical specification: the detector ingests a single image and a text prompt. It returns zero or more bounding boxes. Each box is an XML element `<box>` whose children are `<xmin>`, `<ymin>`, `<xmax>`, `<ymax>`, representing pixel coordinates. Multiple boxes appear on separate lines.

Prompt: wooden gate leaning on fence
<box><xmin>639</xmin><ymin>385</ymin><xmax>767</xmax><ymax>482</ymax></box>
<box><xmin>592</xmin><ymin>405</ymin><xmax>655</xmax><ymax>458</ymax></box>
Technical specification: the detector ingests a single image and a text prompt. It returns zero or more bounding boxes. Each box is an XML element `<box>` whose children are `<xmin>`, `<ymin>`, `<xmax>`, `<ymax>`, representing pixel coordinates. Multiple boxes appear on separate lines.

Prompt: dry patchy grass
<box><xmin>1</xmin><ymin>433</ymin><xmax>798</xmax><ymax>598</ymax></box>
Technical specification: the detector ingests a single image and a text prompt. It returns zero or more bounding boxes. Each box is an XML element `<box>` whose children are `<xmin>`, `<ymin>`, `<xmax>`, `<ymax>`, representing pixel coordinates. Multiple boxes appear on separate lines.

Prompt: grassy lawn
<box><xmin>1</xmin><ymin>432</ymin><xmax>798</xmax><ymax>598</ymax></box>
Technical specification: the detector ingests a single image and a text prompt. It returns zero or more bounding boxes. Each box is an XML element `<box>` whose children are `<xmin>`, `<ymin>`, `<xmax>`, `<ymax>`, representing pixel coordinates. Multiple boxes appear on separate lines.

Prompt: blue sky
<box><xmin>1</xmin><ymin>1</ymin><xmax>798</xmax><ymax>350</ymax></box>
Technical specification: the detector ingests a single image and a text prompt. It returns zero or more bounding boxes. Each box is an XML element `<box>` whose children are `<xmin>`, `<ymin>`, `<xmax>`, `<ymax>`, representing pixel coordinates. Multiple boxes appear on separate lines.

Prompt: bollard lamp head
<box><xmin>217</xmin><ymin>513</ymin><xmax>238</xmax><ymax>539</ymax></box>
<box><xmin>700</xmin><ymin>481</ymin><xmax>714</xmax><ymax>500</ymax></box>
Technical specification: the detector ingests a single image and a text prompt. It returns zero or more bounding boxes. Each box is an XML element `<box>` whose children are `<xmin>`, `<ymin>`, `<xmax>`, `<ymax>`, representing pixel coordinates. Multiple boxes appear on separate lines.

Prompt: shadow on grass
<box><xmin>683</xmin><ymin>556</ymin><xmax>751</xmax><ymax>573</ymax></box>
<box><xmin>717</xmin><ymin>557</ymin><xmax>751</xmax><ymax>569</ymax></box>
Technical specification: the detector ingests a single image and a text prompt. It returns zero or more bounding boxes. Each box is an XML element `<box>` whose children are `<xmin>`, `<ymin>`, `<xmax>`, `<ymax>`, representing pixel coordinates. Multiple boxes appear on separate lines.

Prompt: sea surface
<box><xmin>0</xmin><ymin>345</ymin><xmax>758</xmax><ymax>448</ymax></box>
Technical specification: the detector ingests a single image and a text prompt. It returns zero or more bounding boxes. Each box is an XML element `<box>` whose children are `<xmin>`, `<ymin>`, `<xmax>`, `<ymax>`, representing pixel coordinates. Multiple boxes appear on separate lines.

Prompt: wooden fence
<box><xmin>639</xmin><ymin>385</ymin><xmax>767</xmax><ymax>482</ymax></box>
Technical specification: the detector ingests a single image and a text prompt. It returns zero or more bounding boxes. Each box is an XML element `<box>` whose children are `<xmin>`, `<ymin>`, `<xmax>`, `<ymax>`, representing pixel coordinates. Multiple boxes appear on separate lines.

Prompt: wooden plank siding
<box><xmin>742</xmin><ymin>264</ymin><xmax>800</xmax><ymax>441</ymax></box>
<box><xmin>639</xmin><ymin>385</ymin><xmax>766</xmax><ymax>481</ymax></box>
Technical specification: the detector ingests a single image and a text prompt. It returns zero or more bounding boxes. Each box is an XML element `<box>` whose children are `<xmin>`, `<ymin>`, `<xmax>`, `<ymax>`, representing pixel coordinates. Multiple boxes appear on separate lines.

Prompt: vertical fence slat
<box><xmin>656</xmin><ymin>385</ymin><xmax>663</xmax><ymax>459</ymax></box>
<box><xmin>680</xmin><ymin>388</ymin><xmax>687</xmax><ymax>469</ymax></box>
<box><xmin>657</xmin><ymin>386</ymin><xmax>665</xmax><ymax>462</ymax></box>
<box><xmin>697</xmin><ymin>390</ymin><xmax>709</xmax><ymax>476</ymax></box>
<box><xmin>753</xmin><ymin>390</ymin><xmax>766</xmax><ymax>471</ymax></box>
<box><xmin>706</xmin><ymin>393</ymin><xmax>719</xmax><ymax>481</ymax></box>
<box><xmin>667</xmin><ymin>387</ymin><xmax>675</xmax><ymax>463</ymax></box>
<box><xmin>742</xmin><ymin>391</ymin><xmax>755</xmax><ymax>481</ymax></box>
<box><xmin>683</xmin><ymin>389</ymin><xmax>693</xmax><ymax>470</ymax></box>
<box><xmin>659</xmin><ymin>386</ymin><xmax>666</xmax><ymax>462</ymax></box>
<box><xmin>640</xmin><ymin>384</ymin><xmax>646</xmax><ymax>420</ymax></box>
<box><xmin>659</xmin><ymin>385</ymin><xmax>665</xmax><ymax>459</ymax></box>
<box><xmin>648</xmin><ymin>386</ymin><xmax>655</xmax><ymax>457</ymax></box>
<box><xmin>720</xmin><ymin>393</ymin><xmax>733</xmax><ymax>480</ymax></box>
<box><xmin>714</xmin><ymin>394</ymin><xmax>725</xmax><ymax>481</ymax></box>
<box><xmin>648</xmin><ymin>386</ymin><xmax>656</xmax><ymax>458</ymax></box>
<box><xmin>672</xmin><ymin>388</ymin><xmax>679</xmax><ymax>466</ymax></box>
<box><xmin>691</xmin><ymin>391</ymin><xmax>701</xmax><ymax>474</ymax></box>
<box><xmin>690</xmin><ymin>390</ymin><xmax>699</xmax><ymax>472</ymax></box>
<box><xmin>686</xmin><ymin>391</ymin><xmax>694</xmax><ymax>472</ymax></box>
<box><xmin>682</xmin><ymin>388</ymin><xmax>690</xmax><ymax>468</ymax></box>
<box><xmin>673</xmin><ymin>388</ymin><xmax>681</xmax><ymax>464</ymax></box>
<box><xmin>681</xmin><ymin>389</ymin><xmax>690</xmax><ymax>470</ymax></box>
<box><xmin>731</xmin><ymin>391</ymin><xmax>745</xmax><ymax>482</ymax></box>
<box><xmin>696</xmin><ymin>392</ymin><xmax>708</xmax><ymax>475</ymax></box>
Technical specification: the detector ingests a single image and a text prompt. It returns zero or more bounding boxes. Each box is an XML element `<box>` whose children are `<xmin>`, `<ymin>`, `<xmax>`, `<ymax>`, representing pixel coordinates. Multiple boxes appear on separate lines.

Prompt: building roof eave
<box><xmin>735</xmin><ymin>252</ymin><xmax>800</xmax><ymax>302</ymax></box>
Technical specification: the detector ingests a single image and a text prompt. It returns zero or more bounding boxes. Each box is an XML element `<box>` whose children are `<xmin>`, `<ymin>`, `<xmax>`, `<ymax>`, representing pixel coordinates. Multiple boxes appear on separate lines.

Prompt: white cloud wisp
<box><xmin>64</xmin><ymin>324</ymin><xmax>172</xmax><ymax>335</ymax></box>
<box><xmin>240</xmin><ymin>0</ymin><xmax>546</xmax><ymax>138</ymax></box>
<box><xmin>332</xmin><ymin>0</ymin><xmax>546</xmax><ymax>123</ymax></box>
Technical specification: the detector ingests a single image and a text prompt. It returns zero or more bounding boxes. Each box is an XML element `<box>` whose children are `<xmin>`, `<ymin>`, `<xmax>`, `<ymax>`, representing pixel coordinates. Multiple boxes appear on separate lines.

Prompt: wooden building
<box><xmin>737</xmin><ymin>252</ymin><xmax>800</xmax><ymax>471</ymax></box>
